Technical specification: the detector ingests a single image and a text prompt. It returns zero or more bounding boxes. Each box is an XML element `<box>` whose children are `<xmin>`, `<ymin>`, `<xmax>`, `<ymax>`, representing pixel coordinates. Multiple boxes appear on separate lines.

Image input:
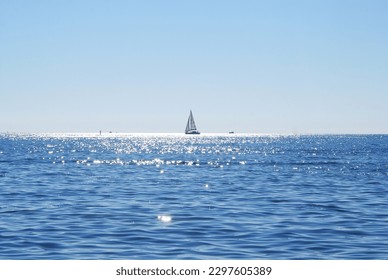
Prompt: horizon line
<box><xmin>1</xmin><ymin>131</ymin><xmax>387</xmax><ymax>137</ymax></box>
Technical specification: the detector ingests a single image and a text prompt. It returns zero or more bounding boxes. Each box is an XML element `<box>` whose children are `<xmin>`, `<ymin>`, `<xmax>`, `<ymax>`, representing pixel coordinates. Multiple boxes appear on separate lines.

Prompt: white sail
<box><xmin>185</xmin><ymin>110</ymin><xmax>200</xmax><ymax>134</ymax></box>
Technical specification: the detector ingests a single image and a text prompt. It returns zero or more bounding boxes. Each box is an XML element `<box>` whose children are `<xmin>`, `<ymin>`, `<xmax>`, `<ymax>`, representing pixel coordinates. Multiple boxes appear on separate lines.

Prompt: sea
<box><xmin>0</xmin><ymin>133</ymin><xmax>387</xmax><ymax>260</ymax></box>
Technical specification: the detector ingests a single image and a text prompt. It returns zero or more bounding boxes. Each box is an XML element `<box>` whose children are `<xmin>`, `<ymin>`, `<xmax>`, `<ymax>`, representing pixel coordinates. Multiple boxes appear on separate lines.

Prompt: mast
<box><xmin>190</xmin><ymin>110</ymin><xmax>197</xmax><ymax>130</ymax></box>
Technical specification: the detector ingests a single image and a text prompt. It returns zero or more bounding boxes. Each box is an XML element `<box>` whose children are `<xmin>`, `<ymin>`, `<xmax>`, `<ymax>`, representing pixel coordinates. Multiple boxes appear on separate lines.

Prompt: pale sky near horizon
<box><xmin>1</xmin><ymin>0</ymin><xmax>387</xmax><ymax>134</ymax></box>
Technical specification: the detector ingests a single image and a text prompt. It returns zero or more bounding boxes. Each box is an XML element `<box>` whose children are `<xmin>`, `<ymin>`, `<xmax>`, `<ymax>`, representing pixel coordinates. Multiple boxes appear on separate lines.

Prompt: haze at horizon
<box><xmin>1</xmin><ymin>0</ymin><xmax>387</xmax><ymax>134</ymax></box>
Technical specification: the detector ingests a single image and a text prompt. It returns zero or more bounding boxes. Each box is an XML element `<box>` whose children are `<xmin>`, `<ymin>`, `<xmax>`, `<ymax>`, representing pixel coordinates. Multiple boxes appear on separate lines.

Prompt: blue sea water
<box><xmin>0</xmin><ymin>133</ymin><xmax>387</xmax><ymax>259</ymax></box>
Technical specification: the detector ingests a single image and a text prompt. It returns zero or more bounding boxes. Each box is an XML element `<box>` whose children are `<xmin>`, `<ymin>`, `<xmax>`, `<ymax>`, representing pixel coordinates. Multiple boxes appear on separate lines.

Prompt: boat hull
<box><xmin>185</xmin><ymin>130</ymin><xmax>200</xmax><ymax>135</ymax></box>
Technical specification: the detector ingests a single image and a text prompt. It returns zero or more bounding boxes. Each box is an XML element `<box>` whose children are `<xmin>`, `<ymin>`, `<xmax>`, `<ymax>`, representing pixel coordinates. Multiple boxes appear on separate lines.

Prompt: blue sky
<box><xmin>1</xmin><ymin>0</ymin><xmax>387</xmax><ymax>133</ymax></box>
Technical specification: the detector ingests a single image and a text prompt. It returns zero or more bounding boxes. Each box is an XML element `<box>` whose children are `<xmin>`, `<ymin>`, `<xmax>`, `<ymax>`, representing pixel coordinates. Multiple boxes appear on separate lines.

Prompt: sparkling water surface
<box><xmin>0</xmin><ymin>133</ymin><xmax>387</xmax><ymax>259</ymax></box>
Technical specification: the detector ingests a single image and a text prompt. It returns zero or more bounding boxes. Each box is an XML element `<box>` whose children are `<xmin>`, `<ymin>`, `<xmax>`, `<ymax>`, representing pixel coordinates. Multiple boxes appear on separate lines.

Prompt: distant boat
<box><xmin>185</xmin><ymin>110</ymin><xmax>200</xmax><ymax>135</ymax></box>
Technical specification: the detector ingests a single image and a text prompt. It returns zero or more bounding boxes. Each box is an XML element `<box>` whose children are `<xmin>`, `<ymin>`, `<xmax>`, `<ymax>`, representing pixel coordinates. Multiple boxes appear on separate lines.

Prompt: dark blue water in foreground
<box><xmin>0</xmin><ymin>133</ymin><xmax>387</xmax><ymax>259</ymax></box>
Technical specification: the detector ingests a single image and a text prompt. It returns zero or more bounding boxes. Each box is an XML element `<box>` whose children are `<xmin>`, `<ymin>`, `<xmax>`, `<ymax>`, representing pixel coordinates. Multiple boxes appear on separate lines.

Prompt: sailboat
<box><xmin>185</xmin><ymin>110</ymin><xmax>200</xmax><ymax>135</ymax></box>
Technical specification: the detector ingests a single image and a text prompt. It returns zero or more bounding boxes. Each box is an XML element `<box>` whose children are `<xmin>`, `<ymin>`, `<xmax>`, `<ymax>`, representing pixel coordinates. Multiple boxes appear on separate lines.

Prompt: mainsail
<box><xmin>185</xmin><ymin>110</ymin><xmax>200</xmax><ymax>134</ymax></box>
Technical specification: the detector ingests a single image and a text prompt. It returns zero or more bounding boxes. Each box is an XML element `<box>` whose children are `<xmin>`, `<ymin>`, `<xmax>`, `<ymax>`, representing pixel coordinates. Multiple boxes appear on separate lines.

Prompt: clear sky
<box><xmin>1</xmin><ymin>0</ymin><xmax>387</xmax><ymax>134</ymax></box>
